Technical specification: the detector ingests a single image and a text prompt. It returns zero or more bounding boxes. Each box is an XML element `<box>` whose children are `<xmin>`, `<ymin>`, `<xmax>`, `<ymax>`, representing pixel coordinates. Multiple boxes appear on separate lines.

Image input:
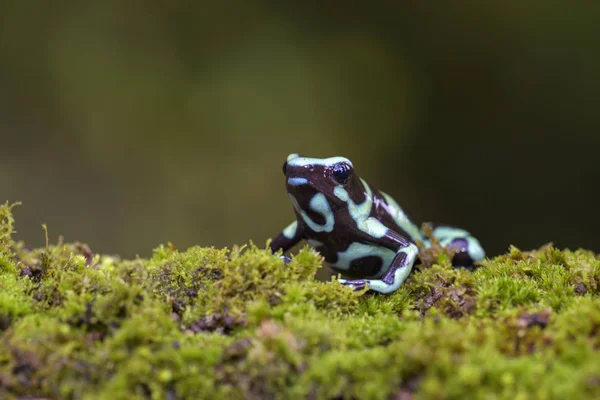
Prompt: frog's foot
<box><xmin>280</xmin><ymin>255</ymin><xmax>291</xmax><ymax>265</ymax></box>
<box><xmin>338</xmin><ymin>243</ymin><xmax>418</xmax><ymax>294</ymax></box>
<box><xmin>338</xmin><ymin>278</ymin><xmax>367</xmax><ymax>291</ymax></box>
<box><xmin>425</xmin><ymin>225</ymin><xmax>485</xmax><ymax>267</ymax></box>
<box><xmin>448</xmin><ymin>237</ymin><xmax>485</xmax><ymax>267</ymax></box>
<box><xmin>338</xmin><ymin>262</ymin><xmax>414</xmax><ymax>294</ymax></box>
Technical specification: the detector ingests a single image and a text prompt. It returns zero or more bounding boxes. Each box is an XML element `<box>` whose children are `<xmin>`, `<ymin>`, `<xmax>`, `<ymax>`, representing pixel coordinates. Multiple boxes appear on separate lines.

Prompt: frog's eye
<box><xmin>282</xmin><ymin>161</ymin><xmax>288</xmax><ymax>175</ymax></box>
<box><xmin>332</xmin><ymin>163</ymin><xmax>352</xmax><ymax>184</ymax></box>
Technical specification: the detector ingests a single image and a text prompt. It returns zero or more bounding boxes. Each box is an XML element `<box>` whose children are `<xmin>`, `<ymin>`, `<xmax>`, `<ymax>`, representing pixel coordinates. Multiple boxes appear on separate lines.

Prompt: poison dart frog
<box><xmin>269</xmin><ymin>154</ymin><xmax>485</xmax><ymax>294</ymax></box>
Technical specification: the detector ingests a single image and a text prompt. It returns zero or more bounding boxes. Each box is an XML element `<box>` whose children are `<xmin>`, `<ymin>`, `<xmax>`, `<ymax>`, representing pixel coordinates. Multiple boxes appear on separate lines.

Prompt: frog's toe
<box><xmin>338</xmin><ymin>278</ymin><xmax>367</xmax><ymax>291</ymax></box>
<box><xmin>449</xmin><ymin>237</ymin><xmax>485</xmax><ymax>267</ymax></box>
<box><xmin>279</xmin><ymin>255</ymin><xmax>292</xmax><ymax>265</ymax></box>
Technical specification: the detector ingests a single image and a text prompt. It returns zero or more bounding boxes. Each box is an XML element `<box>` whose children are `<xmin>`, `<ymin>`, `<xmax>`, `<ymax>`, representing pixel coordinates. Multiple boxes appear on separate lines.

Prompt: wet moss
<box><xmin>1</xmin><ymin>205</ymin><xmax>600</xmax><ymax>399</ymax></box>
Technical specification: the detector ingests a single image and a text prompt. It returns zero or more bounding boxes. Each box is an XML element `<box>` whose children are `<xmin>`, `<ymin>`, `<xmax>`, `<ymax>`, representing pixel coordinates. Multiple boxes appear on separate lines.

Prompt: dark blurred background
<box><xmin>1</xmin><ymin>1</ymin><xmax>599</xmax><ymax>258</ymax></box>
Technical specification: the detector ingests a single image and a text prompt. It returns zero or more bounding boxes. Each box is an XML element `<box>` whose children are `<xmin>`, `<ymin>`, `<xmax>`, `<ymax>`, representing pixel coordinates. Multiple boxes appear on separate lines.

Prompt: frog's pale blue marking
<box><xmin>333</xmin><ymin>181</ymin><xmax>388</xmax><ymax>238</ymax></box>
<box><xmin>380</xmin><ymin>191</ymin><xmax>423</xmax><ymax>242</ymax></box>
<box><xmin>432</xmin><ymin>226</ymin><xmax>485</xmax><ymax>260</ymax></box>
<box><xmin>288</xmin><ymin>156</ymin><xmax>353</xmax><ymax>168</ymax></box>
<box><xmin>339</xmin><ymin>244</ymin><xmax>418</xmax><ymax>294</ymax></box>
<box><xmin>296</xmin><ymin>193</ymin><xmax>335</xmax><ymax>233</ymax></box>
<box><xmin>333</xmin><ymin>186</ymin><xmax>349</xmax><ymax>202</ymax></box>
<box><xmin>308</xmin><ymin>239</ymin><xmax>323</xmax><ymax>247</ymax></box>
<box><xmin>465</xmin><ymin>238</ymin><xmax>486</xmax><ymax>260</ymax></box>
<box><xmin>287</xmin><ymin>153</ymin><xmax>300</xmax><ymax>162</ymax></box>
<box><xmin>354</xmin><ymin>179</ymin><xmax>374</xmax><ymax>220</ymax></box>
<box><xmin>433</xmin><ymin>226</ymin><xmax>468</xmax><ymax>238</ymax></box>
<box><xmin>287</xmin><ymin>177</ymin><xmax>308</xmax><ymax>186</ymax></box>
<box><xmin>282</xmin><ymin>221</ymin><xmax>298</xmax><ymax>239</ymax></box>
<box><xmin>333</xmin><ymin>242</ymin><xmax>395</xmax><ymax>273</ymax></box>
<box><xmin>333</xmin><ymin>182</ymin><xmax>373</xmax><ymax>222</ymax></box>
<box><xmin>361</xmin><ymin>218</ymin><xmax>389</xmax><ymax>238</ymax></box>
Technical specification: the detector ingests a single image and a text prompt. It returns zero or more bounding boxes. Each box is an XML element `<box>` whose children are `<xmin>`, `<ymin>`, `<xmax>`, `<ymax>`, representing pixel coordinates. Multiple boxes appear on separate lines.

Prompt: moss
<box><xmin>0</xmin><ymin>253</ymin><xmax>33</xmax><ymax>330</ymax></box>
<box><xmin>0</xmin><ymin>202</ymin><xmax>20</xmax><ymax>256</ymax></box>
<box><xmin>1</xmin><ymin>205</ymin><xmax>600</xmax><ymax>399</ymax></box>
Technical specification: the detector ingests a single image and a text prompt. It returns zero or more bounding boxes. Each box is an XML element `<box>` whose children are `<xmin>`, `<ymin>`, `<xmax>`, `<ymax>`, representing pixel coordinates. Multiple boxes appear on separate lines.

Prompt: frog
<box><xmin>269</xmin><ymin>154</ymin><xmax>485</xmax><ymax>294</ymax></box>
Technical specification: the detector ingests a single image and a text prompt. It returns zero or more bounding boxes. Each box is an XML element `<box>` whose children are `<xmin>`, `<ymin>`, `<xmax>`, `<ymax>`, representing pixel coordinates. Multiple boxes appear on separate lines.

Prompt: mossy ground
<box><xmin>1</xmin><ymin>203</ymin><xmax>600</xmax><ymax>399</ymax></box>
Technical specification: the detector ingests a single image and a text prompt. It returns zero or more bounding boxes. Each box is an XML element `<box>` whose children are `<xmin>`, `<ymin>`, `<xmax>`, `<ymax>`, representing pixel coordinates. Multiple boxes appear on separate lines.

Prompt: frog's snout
<box><xmin>284</xmin><ymin>163</ymin><xmax>308</xmax><ymax>186</ymax></box>
<box><xmin>282</xmin><ymin>154</ymin><xmax>301</xmax><ymax>175</ymax></box>
<box><xmin>283</xmin><ymin>153</ymin><xmax>301</xmax><ymax>174</ymax></box>
<box><xmin>283</xmin><ymin>154</ymin><xmax>308</xmax><ymax>186</ymax></box>
<box><xmin>282</xmin><ymin>161</ymin><xmax>288</xmax><ymax>175</ymax></box>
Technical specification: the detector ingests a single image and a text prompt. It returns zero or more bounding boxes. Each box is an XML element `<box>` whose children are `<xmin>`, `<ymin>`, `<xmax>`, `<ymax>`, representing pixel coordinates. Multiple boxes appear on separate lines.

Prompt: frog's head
<box><xmin>282</xmin><ymin>154</ymin><xmax>365</xmax><ymax>215</ymax></box>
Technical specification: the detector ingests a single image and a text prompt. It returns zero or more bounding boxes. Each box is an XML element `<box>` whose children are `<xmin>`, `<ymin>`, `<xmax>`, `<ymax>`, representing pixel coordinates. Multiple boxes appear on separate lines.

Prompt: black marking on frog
<box><xmin>347</xmin><ymin>256</ymin><xmax>383</xmax><ymax>279</ymax></box>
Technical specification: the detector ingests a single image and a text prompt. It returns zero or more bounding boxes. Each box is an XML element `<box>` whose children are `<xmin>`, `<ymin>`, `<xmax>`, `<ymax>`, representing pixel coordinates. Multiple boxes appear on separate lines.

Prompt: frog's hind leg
<box><xmin>426</xmin><ymin>225</ymin><xmax>485</xmax><ymax>267</ymax></box>
<box><xmin>339</xmin><ymin>243</ymin><xmax>419</xmax><ymax>294</ymax></box>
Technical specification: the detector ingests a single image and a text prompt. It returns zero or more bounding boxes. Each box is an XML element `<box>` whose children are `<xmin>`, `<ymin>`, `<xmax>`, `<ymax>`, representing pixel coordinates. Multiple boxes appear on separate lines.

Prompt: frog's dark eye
<box><xmin>282</xmin><ymin>161</ymin><xmax>288</xmax><ymax>175</ymax></box>
<box><xmin>332</xmin><ymin>163</ymin><xmax>352</xmax><ymax>184</ymax></box>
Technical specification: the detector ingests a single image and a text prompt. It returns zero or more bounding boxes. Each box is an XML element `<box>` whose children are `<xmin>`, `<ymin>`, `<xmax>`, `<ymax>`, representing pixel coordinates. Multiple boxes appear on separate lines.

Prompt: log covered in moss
<box><xmin>0</xmin><ymin>202</ymin><xmax>600</xmax><ymax>399</ymax></box>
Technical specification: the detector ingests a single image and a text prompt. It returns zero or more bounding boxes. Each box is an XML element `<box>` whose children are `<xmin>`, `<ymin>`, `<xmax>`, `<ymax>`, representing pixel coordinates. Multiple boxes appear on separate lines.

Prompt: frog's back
<box><xmin>369</xmin><ymin>187</ymin><xmax>423</xmax><ymax>243</ymax></box>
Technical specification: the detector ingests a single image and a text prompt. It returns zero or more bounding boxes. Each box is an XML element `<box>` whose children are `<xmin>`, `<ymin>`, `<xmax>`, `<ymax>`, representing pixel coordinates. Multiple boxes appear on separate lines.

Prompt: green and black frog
<box><xmin>269</xmin><ymin>154</ymin><xmax>485</xmax><ymax>294</ymax></box>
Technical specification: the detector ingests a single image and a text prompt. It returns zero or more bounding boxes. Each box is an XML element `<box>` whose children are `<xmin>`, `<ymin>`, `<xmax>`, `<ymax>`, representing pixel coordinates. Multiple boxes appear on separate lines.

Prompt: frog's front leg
<box><xmin>269</xmin><ymin>221</ymin><xmax>303</xmax><ymax>261</ymax></box>
<box><xmin>339</xmin><ymin>230</ymin><xmax>418</xmax><ymax>294</ymax></box>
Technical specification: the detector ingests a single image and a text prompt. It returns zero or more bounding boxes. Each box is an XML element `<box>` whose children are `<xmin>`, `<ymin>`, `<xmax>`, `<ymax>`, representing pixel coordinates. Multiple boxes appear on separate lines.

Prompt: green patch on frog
<box><xmin>2</xmin><ymin>203</ymin><xmax>600</xmax><ymax>399</ymax></box>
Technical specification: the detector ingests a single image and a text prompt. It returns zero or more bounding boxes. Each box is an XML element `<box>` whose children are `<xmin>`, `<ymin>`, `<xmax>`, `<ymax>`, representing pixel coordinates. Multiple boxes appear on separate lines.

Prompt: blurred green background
<box><xmin>1</xmin><ymin>1</ymin><xmax>599</xmax><ymax>258</ymax></box>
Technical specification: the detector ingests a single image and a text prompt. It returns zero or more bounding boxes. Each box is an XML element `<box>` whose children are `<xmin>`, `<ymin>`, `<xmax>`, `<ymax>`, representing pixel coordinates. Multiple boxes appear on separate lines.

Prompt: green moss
<box><xmin>0</xmin><ymin>202</ymin><xmax>20</xmax><ymax>256</ymax></box>
<box><xmin>0</xmin><ymin>253</ymin><xmax>32</xmax><ymax>330</ymax></box>
<box><xmin>1</xmin><ymin>204</ymin><xmax>600</xmax><ymax>399</ymax></box>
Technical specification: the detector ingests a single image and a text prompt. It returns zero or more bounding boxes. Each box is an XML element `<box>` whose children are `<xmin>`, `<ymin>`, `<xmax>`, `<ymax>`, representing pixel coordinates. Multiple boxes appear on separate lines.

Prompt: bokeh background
<box><xmin>1</xmin><ymin>1</ymin><xmax>599</xmax><ymax>259</ymax></box>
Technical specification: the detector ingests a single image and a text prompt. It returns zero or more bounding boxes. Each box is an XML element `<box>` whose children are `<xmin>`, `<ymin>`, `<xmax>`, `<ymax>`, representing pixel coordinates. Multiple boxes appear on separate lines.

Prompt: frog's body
<box><xmin>269</xmin><ymin>154</ymin><xmax>485</xmax><ymax>294</ymax></box>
